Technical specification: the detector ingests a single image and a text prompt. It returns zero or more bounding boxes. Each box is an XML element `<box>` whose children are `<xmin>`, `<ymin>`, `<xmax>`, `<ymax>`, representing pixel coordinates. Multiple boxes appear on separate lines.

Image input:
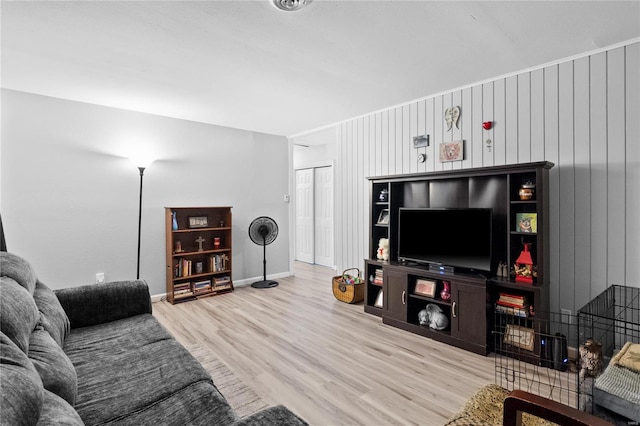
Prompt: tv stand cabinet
<box><xmin>365</xmin><ymin>162</ymin><xmax>553</xmax><ymax>357</ymax></box>
<box><xmin>382</xmin><ymin>263</ymin><xmax>488</xmax><ymax>355</ymax></box>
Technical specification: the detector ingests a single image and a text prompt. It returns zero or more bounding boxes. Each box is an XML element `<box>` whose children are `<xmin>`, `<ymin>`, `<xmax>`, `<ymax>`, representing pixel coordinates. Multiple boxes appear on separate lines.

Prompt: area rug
<box><xmin>444</xmin><ymin>384</ymin><xmax>555</xmax><ymax>426</ymax></box>
<box><xmin>185</xmin><ymin>344</ymin><xmax>269</xmax><ymax>418</ymax></box>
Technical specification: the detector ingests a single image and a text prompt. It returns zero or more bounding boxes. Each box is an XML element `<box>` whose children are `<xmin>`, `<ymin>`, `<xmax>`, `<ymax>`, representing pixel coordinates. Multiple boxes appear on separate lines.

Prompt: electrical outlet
<box><xmin>561</xmin><ymin>308</ymin><xmax>572</xmax><ymax>324</ymax></box>
<box><xmin>95</xmin><ymin>273</ymin><xmax>105</xmax><ymax>284</ymax></box>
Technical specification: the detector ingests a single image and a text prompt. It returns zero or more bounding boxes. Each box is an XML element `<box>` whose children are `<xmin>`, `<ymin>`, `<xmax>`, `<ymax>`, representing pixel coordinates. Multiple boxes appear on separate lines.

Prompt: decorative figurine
<box><xmin>377</xmin><ymin>238</ymin><xmax>390</xmax><ymax>261</ymax></box>
<box><xmin>418</xmin><ymin>304</ymin><xmax>449</xmax><ymax>330</ymax></box>
<box><xmin>519</xmin><ymin>181</ymin><xmax>536</xmax><ymax>200</ymax></box>
<box><xmin>440</xmin><ymin>281</ymin><xmax>451</xmax><ymax>301</ymax></box>
<box><xmin>444</xmin><ymin>106</ymin><xmax>461</xmax><ymax>131</ymax></box>
<box><xmin>515</xmin><ymin>243</ymin><xmax>534</xmax><ymax>284</ymax></box>
<box><xmin>195</xmin><ymin>236</ymin><xmax>206</xmax><ymax>252</ymax></box>
<box><xmin>172</xmin><ymin>212</ymin><xmax>178</xmax><ymax>231</ymax></box>
<box><xmin>579</xmin><ymin>338</ymin><xmax>603</xmax><ymax>379</ymax></box>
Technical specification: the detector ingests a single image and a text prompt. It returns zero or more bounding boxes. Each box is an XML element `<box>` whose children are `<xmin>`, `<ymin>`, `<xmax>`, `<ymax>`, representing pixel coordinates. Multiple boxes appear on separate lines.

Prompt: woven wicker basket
<box><xmin>332</xmin><ymin>268</ymin><xmax>364</xmax><ymax>304</ymax></box>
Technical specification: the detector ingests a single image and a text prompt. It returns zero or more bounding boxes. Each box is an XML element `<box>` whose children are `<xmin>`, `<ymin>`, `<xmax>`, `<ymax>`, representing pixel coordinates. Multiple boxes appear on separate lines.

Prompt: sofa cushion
<box><xmin>37</xmin><ymin>390</ymin><xmax>84</xmax><ymax>426</ymax></box>
<box><xmin>28</xmin><ymin>326</ymin><xmax>77</xmax><ymax>406</ymax></box>
<box><xmin>100</xmin><ymin>381</ymin><xmax>237</xmax><ymax>426</ymax></box>
<box><xmin>64</xmin><ymin>313</ymin><xmax>235</xmax><ymax>425</ymax></box>
<box><xmin>33</xmin><ymin>280</ymin><xmax>70</xmax><ymax>347</ymax></box>
<box><xmin>0</xmin><ymin>251</ymin><xmax>37</xmax><ymax>294</ymax></box>
<box><xmin>0</xmin><ymin>277</ymin><xmax>40</xmax><ymax>353</ymax></box>
<box><xmin>0</xmin><ymin>331</ymin><xmax>44</xmax><ymax>426</ymax></box>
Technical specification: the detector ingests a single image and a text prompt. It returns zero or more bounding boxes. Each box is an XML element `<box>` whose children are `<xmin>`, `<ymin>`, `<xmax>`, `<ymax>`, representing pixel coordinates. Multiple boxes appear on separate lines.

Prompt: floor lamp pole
<box><xmin>136</xmin><ymin>166</ymin><xmax>145</xmax><ymax>280</ymax></box>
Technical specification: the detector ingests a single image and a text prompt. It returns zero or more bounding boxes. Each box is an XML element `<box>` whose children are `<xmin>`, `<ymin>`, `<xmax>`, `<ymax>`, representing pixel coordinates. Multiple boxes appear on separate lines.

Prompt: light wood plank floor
<box><xmin>153</xmin><ymin>262</ymin><xmax>497</xmax><ymax>425</ymax></box>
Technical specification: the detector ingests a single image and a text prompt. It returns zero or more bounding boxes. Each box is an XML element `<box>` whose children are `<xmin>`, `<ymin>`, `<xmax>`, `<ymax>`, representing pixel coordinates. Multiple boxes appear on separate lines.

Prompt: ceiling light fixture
<box><xmin>271</xmin><ymin>0</ymin><xmax>313</xmax><ymax>12</ymax></box>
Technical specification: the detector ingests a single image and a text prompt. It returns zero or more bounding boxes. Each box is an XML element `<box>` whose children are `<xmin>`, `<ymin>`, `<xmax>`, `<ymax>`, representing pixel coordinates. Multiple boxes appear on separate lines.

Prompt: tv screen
<box><xmin>397</xmin><ymin>208</ymin><xmax>492</xmax><ymax>272</ymax></box>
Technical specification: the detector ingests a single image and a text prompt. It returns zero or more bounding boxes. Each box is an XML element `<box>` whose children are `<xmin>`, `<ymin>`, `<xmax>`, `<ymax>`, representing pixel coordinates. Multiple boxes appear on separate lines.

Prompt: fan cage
<box><xmin>248</xmin><ymin>216</ymin><xmax>278</xmax><ymax>246</ymax></box>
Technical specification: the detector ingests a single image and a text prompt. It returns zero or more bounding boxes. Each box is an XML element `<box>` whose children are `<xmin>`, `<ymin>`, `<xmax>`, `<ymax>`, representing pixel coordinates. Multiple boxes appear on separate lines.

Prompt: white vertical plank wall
<box><xmin>334</xmin><ymin>41</ymin><xmax>639</xmax><ymax>313</ymax></box>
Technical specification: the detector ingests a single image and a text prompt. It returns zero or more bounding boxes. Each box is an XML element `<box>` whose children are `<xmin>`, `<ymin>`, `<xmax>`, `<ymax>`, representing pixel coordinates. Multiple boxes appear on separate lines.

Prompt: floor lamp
<box><xmin>136</xmin><ymin>166</ymin><xmax>146</xmax><ymax>279</ymax></box>
<box><xmin>132</xmin><ymin>159</ymin><xmax>153</xmax><ymax>280</ymax></box>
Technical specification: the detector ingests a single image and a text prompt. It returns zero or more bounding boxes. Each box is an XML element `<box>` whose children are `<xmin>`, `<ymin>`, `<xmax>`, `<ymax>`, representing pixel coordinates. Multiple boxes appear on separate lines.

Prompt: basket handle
<box><xmin>342</xmin><ymin>268</ymin><xmax>361</xmax><ymax>278</ymax></box>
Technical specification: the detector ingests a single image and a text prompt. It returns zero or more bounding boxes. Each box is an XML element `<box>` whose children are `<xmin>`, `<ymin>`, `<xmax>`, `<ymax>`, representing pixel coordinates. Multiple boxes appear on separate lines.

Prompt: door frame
<box><xmin>291</xmin><ymin>160</ymin><xmax>335</xmax><ymax>271</ymax></box>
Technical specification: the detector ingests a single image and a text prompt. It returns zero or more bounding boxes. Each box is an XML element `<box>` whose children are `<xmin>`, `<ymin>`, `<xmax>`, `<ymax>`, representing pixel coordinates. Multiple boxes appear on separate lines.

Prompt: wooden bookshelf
<box><xmin>165</xmin><ymin>206</ymin><xmax>233</xmax><ymax>304</ymax></box>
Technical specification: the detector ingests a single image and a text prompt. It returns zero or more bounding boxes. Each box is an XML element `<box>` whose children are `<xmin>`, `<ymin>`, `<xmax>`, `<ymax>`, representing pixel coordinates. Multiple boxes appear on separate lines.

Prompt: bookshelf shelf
<box><xmin>165</xmin><ymin>207</ymin><xmax>234</xmax><ymax>304</ymax></box>
<box><xmin>172</xmin><ymin>248</ymin><xmax>231</xmax><ymax>257</ymax></box>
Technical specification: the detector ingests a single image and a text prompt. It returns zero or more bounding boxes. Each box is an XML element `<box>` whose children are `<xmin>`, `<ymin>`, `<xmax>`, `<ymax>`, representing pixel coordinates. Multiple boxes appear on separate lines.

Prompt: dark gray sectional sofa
<box><xmin>0</xmin><ymin>251</ymin><xmax>307</xmax><ymax>425</ymax></box>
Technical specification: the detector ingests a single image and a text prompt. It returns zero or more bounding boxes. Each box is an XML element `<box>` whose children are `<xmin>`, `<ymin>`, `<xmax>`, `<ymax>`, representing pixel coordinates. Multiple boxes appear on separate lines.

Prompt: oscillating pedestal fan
<box><xmin>248</xmin><ymin>216</ymin><xmax>279</xmax><ymax>288</ymax></box>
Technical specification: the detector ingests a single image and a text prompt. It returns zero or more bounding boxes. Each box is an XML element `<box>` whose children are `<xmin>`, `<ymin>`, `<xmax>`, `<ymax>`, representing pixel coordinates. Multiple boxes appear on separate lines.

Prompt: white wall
<box><xmin>292</xmin><ymin>144</ymin><xmax>336</xmax><ymax>170</ymax></box>
<box><xmin>1</xmin><ymin>89</ymin><xmax>290</xmax><ymax>296</ymax></box>
<box><xmin>334</xmin><ymin>42</ymin><xmax>640</xmax><ymax>314</ymax></box>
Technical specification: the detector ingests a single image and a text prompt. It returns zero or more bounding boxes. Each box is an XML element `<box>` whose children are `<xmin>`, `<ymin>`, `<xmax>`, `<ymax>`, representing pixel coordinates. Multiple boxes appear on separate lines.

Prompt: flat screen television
<box><xmin>397</xmin><ymin>208</ymin><xmax>492</xmax><ymax>272</ymax></box>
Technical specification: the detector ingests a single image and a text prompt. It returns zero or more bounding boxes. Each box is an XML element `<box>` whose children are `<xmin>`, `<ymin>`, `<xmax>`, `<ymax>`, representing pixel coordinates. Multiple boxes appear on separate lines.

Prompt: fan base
<box><xmin>251</xmin><ymin>280</ymin><xmax>279</xmax><ymax>288</ymax></box>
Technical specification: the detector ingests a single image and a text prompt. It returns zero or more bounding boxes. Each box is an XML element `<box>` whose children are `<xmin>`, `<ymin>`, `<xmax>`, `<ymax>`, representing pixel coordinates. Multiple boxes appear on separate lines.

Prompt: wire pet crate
<box><xmin>578</xmin><ymin>285</ymin><xmax>640</xmax><ymax>423</ymax></box>
<box><xmin>493</xmin><ymin>310</ymin><xmax>580</xmax><ymax>409</ymax></box>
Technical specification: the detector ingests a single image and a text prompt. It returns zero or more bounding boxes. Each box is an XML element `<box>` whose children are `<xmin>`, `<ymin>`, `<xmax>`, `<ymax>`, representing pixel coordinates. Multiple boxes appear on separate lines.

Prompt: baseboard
<box><xmin>234</xmin><ymin>271</ymin><xmax>291</xmax><ymax>287</ymax></box>
<box><xmin>151</xmin><ymin>293</ymin><xmax>166</xmax><ymax>303</ymax></box>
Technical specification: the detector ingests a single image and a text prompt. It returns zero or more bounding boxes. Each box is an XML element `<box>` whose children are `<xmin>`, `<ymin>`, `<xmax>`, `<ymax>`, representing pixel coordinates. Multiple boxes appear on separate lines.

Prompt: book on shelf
<box><xmin>174</xmin><ymin>258</ymin><xmax>193</xmax><ymax>278</ymax></box>
<box><xmin>209</xmin><ymin>253</ymin><xmax>229</xmax><ymax>272</ymax></box>
<box><xmin>495</xmin><ymin>303</ymin><xmax>528</xmax><ymax>317</ymax></box>
<box><xmin>372</xmin><ymin>269</ymin><xmax>384</xmax><ymax>286</ymax></box>
<box><xmin>193</xmin><ymin>279</ymin><xmax>212</xmax><ymax>293</ymax></box>
<box><xmin>497</xmin><ymin>292</ymin><xmax>527</xmax><ymax>308</ymax></box>
<box><xmin>174</xmin><ymin>282</ymin><xmax>191</xmax><ymax>292</ymax></box>
<box><xmin>214</xmin><ymin>276</ymin><xmax>231</xmax><ymax>287</ymax></box>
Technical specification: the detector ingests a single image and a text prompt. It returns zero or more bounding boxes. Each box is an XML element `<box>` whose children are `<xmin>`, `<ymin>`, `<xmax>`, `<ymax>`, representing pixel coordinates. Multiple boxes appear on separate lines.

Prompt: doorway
<box><xmin>295</xmin><ymin>166</ymin><xmax>334</xmax><ymax>267</ymax></box>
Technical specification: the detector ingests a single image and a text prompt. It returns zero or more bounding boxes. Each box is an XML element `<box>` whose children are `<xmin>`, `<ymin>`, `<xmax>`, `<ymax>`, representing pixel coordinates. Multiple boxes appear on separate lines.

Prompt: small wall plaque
<box><xmin>439</xmin><ymin>140</ymin><xmax>464</xmax><ymax>162</ymax></box>
<box><xmin>413</xmin><ymin>134</ymin><xmax>429</xmax><ymax>148</ymax></box>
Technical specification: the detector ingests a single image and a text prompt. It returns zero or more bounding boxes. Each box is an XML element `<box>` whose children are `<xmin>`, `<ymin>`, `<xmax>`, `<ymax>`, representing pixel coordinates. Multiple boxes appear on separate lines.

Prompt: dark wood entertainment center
<box><xmin>365</xmin><ymin>161</ymin><xmax>553</xmax><ymax>357</ymax></box>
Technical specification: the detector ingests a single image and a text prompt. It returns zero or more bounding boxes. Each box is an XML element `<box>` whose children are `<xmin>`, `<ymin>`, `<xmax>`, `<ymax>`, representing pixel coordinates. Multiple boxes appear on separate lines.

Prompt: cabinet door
<box><xmin>451</xmin><ymin>281</ymin><xmax>486</xmax><ymax>346</ymax></box>
<box><xmin>384</xmin><ymin>268</ymin><xmax>407</xmax><ymax>321</ymax></box>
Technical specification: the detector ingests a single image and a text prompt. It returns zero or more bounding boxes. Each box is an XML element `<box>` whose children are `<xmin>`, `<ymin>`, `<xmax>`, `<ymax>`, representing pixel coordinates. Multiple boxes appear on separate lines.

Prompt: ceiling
<box><xmin>2</xmin><ymin>1</ymin><xmax>639</xmax><ymax>139</ymax></box>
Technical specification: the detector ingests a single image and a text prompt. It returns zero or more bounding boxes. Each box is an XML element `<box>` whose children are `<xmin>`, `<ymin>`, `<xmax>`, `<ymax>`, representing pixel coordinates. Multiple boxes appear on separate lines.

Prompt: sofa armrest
<box><xmin>503</xmin><ymin>390</ymin><xmax>611</xmax><ymax>426</ymax></box>
<box><xmin>231</xmin><ymin>405</ymin><xmax>308</xmax><ymax>426</ymax></box>
<box><xmin>54</xmin><ymin>280</ymin><xmax>152</xmax><ymax>329</ymax></box>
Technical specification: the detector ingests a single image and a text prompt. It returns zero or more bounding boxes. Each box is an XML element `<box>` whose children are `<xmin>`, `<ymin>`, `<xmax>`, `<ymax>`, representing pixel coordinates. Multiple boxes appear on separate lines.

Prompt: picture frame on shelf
<box><xmin>377</xmin><ymin>209</ymin><xmax>390</xmax><ymax>225</ymax></box>
<box><xmin>188</xmin><ymin>216</ymin><xmax>208</xmax><ymax>229</ymax></box>
<box><xmin>516</xmin><ymin>213</ymin><xmax>537</xmax><ymax>233</ymax></box>
<box><xmin>503</xmin><ymin>324</ymin><xmax>535</xmax><ymax>351</ymax></box>
<box><xmin>414</xmin><ymin>279</ymin><xmax>436</xmax><ymax>298</ymax></box>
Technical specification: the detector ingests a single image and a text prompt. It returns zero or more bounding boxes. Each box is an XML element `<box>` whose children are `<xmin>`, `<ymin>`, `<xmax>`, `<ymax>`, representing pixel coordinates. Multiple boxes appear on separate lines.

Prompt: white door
<box><xmin>295</xmin><ymin>169</ymin><xmax>314</xmax><ymax>263</ymax></box>
<box><xmin>314</xmin><ymin>166</ymin><xmax>334</xmax><ymax>267</ymax></box>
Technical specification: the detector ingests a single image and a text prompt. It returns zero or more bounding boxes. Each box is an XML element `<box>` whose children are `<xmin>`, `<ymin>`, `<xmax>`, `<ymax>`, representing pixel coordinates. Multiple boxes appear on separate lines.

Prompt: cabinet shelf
<box><xmin>510</xmin><ymin>231</ymin><xmax>538</xmax><ymax>236</ymax></box>
<box><xmin>510</xmin><ymin>200</ymin><xmax>537</xmax><ymax>205</ymax></box>
<box><xmin>408</xmin><ymin>293</ymin><xmax>452</xmax><ymax>306</ymax></box>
